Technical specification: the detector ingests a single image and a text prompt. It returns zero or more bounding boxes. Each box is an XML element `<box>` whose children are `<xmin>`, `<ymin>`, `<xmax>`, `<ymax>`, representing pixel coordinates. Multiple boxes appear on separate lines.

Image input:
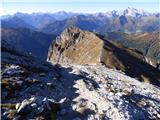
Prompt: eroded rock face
<box><xmin>47</xmin><ymin>27</ymin><xmax>103</xmax><ymax>65</ymax></box>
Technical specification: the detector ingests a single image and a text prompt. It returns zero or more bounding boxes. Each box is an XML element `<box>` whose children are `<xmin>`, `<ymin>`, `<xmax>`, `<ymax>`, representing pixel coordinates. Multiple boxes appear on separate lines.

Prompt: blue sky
<box><xmin>1</xmin><ymin>0</ymin><xmax>160</xmax><ymax>15</ymax></box>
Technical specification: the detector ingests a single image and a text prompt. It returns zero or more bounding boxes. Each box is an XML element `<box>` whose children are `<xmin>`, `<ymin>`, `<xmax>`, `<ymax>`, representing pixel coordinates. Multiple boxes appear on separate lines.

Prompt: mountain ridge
<box><xmin>47</xmin><ymin>27</ymin><xmax>160</xmax><ymax>85</ymax></box>
<box><xmin>1</xmin><ymin>27</ymin><xmax>56</xmax><ymax>59</ymax></box>
<box><xmin>103</xmin><ymin>31</ymin><xmax>160</xmax><ymax>67</ymax></box>
<box><xmin>2</xmin><ymin>8</ymin><xmax>159</xmax><ymax>34</ymax></box>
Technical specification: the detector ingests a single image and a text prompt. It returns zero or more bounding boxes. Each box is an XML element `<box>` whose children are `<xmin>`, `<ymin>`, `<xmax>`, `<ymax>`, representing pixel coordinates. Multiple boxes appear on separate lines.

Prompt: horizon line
<box><xmin>1</xmin><ymin>7</ymin><xmax>159</xmax><ymax>16</ymax></box>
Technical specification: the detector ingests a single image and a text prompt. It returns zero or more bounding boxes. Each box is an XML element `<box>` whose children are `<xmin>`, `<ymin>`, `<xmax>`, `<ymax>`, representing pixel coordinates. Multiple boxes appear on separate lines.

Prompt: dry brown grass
<box><xmin>1</xmin><ymin>103</ymin><xmax>16</xmax><ymax>109</ymax></box>
<box><xmin>1</xmin><ymin>79</ymin><xmax>10</xmax><ymax>87</ymax></box>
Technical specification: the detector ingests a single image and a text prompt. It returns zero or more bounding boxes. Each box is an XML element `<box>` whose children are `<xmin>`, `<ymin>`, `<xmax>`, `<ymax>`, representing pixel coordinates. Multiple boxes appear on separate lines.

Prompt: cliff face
<box><xmin>48</xmin><ymin>27</ymin><xmax>160</xmax><ymax>84</ymax></box>
<box><xmin>47</xmin><ymin>27</ymin><xmax>103</xmax><ymax>64</ymax></box>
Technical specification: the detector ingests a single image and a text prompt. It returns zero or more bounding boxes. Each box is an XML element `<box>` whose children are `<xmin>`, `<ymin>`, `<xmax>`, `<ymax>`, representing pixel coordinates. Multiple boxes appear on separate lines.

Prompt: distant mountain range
<box><xmin>2</xmin><ymin>7</ymin><xmax>160</xmax><ymax>34</ymax></box>
<box><xmin>1</xmin><ymin>11</ymin><xmax>78</xmax><ymax>29</ymax></box>
<box><xmin>1</xmin><ymin>7</ymin><xmax>160</xmax><ymax>61</ymax></box>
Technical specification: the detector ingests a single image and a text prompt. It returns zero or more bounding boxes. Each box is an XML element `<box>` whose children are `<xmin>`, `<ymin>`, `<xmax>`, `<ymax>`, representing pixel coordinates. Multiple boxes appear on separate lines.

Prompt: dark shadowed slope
<box><xmin>1</xmin><ymin>16</ymin><xmax>36</xmax><ymax>30</ymax></box>
<box><xmin>1</xmin><ymin>28</ymin><xmax>57</xmax><ymax>59</ymax></box>
<box><xmin>103</xmin><ymin>32</ymin><xmax>160</xmax><ymax>68</ymax></box>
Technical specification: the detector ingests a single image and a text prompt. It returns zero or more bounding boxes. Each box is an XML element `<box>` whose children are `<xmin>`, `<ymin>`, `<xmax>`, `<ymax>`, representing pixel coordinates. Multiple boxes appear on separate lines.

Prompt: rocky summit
<box><xmin>48</xmin><ymin>27</ymin><xmax>160</xmax><ymax>85</ymax></box>
<box><xmin>47</xmin><ymin>27</ymin><xmax>103</xmax><ymax>65</ymax></box>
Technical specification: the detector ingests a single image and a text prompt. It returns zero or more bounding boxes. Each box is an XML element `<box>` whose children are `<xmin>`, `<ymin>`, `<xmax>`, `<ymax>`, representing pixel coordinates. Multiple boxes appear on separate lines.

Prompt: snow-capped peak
<box><xmin>117</xmin><ymin>7</ymin><xmax>150</xmax><ymax>17</ymax></box>
<box><xmin>93</xmin><ymin>7</ymin><xmax>151</xmax><ymax>19</ymax></box>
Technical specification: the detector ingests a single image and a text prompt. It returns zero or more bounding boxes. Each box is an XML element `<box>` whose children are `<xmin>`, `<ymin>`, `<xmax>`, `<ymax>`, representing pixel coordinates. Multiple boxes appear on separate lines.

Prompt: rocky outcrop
<box><xmin>47</xmin><ymin>27</ymin><xmax>103</xmax><ymax>64</ymax></box>
<box><xmin>47</xmin><ymin>27</ymin><xmax>160</xmax><ymax>85</ymax></box>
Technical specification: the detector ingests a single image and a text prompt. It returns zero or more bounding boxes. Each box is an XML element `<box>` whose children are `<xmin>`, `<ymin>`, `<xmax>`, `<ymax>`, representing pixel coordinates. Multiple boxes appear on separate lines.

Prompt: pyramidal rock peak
<box><xmin>47</xmin><ymin>26</ymin><xmax>103</xmax><ymax>65</ymax></box>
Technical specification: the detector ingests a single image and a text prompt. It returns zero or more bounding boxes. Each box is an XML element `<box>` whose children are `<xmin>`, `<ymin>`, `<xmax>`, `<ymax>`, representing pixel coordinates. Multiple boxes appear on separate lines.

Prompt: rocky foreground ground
<box><xmin>1</xmin><ymin>61</ymin><xmax>160</xmax><ymax>120</ymax></box>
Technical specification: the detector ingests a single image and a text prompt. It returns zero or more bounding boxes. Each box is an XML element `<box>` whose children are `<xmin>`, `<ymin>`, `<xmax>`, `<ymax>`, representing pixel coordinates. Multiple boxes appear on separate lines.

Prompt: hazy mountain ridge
<box><xmin>1</xmin><ymin>8</ymin><xmax>159</xmax><ymax>34</ymax></box>
<box><xmin>103</xmin><ymin>32</ymin><xmax>160</xmax><ymax>66</ymax></box>
<box><xmin>1</xmin><ymin>16</ymin><xmax>36</xmax><ymax>30</ymax></box>
<box><xmin>1</xmin><ymin>11</ymin><xmax>79</xmax><ymax>29</ymax></box>
<box><xmin>1</xmin><ymin>28</ymin><xmax>56</xmax><ymax>59</ymax></box>
<box><xmin>41</xmin><ymin>11</ymin><xmax>159</xmax><ymax>34</ymax></box>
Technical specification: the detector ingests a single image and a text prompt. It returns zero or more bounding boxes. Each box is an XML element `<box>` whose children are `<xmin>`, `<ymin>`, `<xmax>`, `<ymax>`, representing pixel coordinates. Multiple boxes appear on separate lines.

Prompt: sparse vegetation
<box><xmin>1</xmin><ymin>103</ymin><xmax>16</xmax><ymax>109</ymax></box>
